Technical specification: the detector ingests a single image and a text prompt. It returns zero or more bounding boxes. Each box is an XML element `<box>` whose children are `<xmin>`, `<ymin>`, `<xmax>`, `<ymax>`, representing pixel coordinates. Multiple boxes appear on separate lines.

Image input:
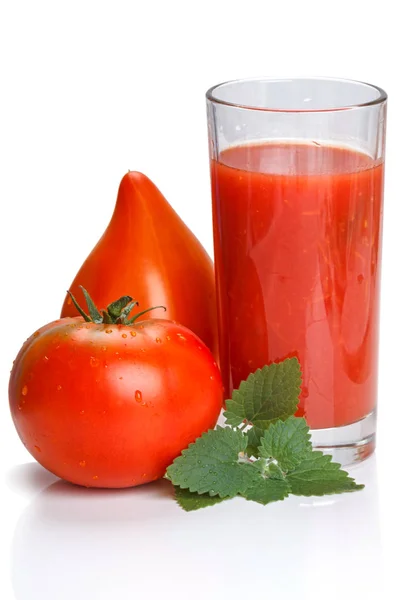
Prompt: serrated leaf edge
<box><xmin>286</xmin><ymin>450</ymin><xmax>365</xmax><ymax>496</ymax></box>
<box><xmin>257</xmin><ymin>416</ymin><xmax>312</xmax><ymax>472</ymax></box>
<box><xmin>223</xmin><ymin>357</ymin><xmax>303</xmax><ymax>431</ymax></box>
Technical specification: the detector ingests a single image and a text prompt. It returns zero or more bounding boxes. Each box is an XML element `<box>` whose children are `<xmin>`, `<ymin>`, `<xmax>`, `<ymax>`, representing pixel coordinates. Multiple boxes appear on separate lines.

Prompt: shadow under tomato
<box><xmin>40</xmin><ymin>476</ymin><xmax>176</xmax><ymax>521</ymax></box>
<box><xmin>5</xmin><ymin>462</ymin><xmax>59</xmax><ymax>499</ymax></box>
<box><xmin>5</xmin><ymin>461</ymin><xmax>175</xmax><ymax>506</ymax></box>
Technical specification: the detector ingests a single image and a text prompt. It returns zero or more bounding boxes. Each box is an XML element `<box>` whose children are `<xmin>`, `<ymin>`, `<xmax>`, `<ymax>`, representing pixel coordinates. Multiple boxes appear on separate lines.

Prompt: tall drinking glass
<box><xmin>207</xmin><ymin>77</ymin><xmax>387</xmax><ymax>465</ymax></box>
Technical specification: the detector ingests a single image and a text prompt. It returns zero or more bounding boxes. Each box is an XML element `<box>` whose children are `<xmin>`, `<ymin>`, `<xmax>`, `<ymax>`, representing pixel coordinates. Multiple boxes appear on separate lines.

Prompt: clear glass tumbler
<box><xmin>207</xmin><ymin>77</ymin><xmax>387</xmax><ymax>465</ymax></box>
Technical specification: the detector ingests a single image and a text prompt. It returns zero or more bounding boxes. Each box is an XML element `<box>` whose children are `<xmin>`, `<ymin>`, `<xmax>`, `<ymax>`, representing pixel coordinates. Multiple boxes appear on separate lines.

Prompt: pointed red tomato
<box><xmin>60</xmin><ymin>172</ymin><xmax>218</xmax><ymax>358</ymax></box>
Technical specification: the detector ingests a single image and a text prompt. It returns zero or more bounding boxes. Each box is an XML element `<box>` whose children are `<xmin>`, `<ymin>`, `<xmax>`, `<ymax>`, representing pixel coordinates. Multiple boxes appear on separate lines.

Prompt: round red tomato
<box><xmin>9</xmin><ymin>312</ymin><xmax>223</xmax><ymax>488</ymax></box>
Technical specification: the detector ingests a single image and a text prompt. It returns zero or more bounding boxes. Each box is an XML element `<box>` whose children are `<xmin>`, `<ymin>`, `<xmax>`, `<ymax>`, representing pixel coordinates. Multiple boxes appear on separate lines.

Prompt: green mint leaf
<box><xmin>252</xmin><ymin>458</ymin><xmax>268</xmax><ymax>474</ymax></box>
<box><xmin>242</xmin><ymin>477</ymin><xmax>290</xmax><ymax>505</ymax></box>
<box><xmin>166</xmin><ymin>426</ymin><xmax>259</xmax><ymax>498</ymax></box>
<box><xmin>246</xmin><ymin>426</ymin><xmax>265</xmax><ymax>458</ymax></box>
<box><xmin>287</xmin><ymin>451</ymin><xmax>365</xmax><ymax>496</ymax></box>
<box><xmin>224</xmin><ymin>357</ymin><xmax>302</xmax><ymax>430</ymax></box>
<box><xmin>174</xmin><ymin>487</ymin><xmax>226</xmax><ymax>511</ymax></box>
<box><xmin>223</xmin><ymin>394</ymin><xmax>245</xmax><ymax>428</ymax></box>
<box><xmin>258</xmin><ymin>416</ymin><xmax>312</xmax><ymax>471</ymax></box>
<box><xmin>267</xmin><ymin>462</ymin><xmax>285</xmax><ymax>480</ymax></box>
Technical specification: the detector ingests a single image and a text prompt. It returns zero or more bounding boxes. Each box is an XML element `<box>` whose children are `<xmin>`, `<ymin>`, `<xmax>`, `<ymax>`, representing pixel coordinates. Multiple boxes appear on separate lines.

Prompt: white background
<box><xmin>1</xmin><ymin>1</ymin><xmax>399</xmax><ymax>598</ymax></box>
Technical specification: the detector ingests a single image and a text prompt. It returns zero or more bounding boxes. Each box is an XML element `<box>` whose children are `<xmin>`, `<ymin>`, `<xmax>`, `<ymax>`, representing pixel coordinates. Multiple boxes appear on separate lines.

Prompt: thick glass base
<box><xmin>310</xmin><ymin>410</ymin><xmax>376</xmax><ymax>467</ymax></box>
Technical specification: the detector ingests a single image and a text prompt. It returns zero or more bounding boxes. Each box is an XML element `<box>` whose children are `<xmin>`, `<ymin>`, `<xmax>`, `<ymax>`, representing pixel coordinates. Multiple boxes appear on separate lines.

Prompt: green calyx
<box><xmin>67</xmin><ymin>286</ymin><xmax>166</xmax><ymax>325</ymax></box>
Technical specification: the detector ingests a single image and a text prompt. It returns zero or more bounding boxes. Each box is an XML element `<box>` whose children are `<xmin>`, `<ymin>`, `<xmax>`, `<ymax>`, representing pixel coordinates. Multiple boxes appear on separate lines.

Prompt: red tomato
<box><xmin>60</xmin><ymin>172</ymin><xmax>218</xmax><ymax>358</ymax></box>
<box><xmin>9</xmin><ymin>317</ymin><xmax>223</xmax><ymax>488</ymax></box>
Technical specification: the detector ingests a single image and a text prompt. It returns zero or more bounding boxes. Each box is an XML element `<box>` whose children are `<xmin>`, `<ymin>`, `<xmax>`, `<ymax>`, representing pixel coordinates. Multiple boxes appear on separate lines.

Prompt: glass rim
<box><xmin>206</xmin><ymin>76</ymin><xmax>388</xmax><ymax>113</ymax></box>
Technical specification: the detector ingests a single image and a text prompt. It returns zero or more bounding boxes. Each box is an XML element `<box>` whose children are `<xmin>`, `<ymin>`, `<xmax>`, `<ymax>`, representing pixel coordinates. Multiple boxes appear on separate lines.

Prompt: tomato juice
<box><xmin>212</xmin><ymin>142</ymin><xmax>383</xmax><ymax>429</ymax></box>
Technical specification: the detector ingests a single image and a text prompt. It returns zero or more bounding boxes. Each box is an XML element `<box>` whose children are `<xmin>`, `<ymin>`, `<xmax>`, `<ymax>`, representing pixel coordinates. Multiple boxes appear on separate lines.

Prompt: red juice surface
<box><xmin>211</xmin><ymin>142</ymin><xmax>384</xmax><ymax>429</ymax></box>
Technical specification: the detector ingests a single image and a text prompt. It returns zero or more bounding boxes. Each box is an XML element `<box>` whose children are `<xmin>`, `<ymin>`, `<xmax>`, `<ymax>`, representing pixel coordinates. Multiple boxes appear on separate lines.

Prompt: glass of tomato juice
<box><xmin>207</xmin><ymin>77</ymin><xmax>387</xmax><ymax>465</ymax></box>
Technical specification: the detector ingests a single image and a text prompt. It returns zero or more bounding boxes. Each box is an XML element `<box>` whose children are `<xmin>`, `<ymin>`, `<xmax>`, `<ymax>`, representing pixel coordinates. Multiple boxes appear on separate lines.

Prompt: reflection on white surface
<box><xmin>6</xmin><ymin>462</ymin><xmax>60</xmax><ymax>499</ymax></box>
<box><xmin>10</xmin><ymin>458</ymin><xmax>381</xmax><ymax>600</ymax></box>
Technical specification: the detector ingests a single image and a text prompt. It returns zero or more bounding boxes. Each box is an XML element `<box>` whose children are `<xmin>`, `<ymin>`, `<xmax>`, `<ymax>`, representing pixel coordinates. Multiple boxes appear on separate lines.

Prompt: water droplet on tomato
<box><xmin>135</xmin><ymin>390</ymin><xmax>142</xmax><ymax>402</ymax></box>
<box><xmin>105</xmin><ymin>329</ymin><xmax>113</xmax><ymax>334</ymax></box>
<box><xmin>22</xmin><ymin>385</ymin><xmax>28</xmax><ymax>396</ymax></box>
<box><xmin>101</xmin><ymin>346</ymin><xmax>107</xmax><ymax>352</ymax></box>
<box><xmin>142</xmin><ymin>473</ymin><xmax>147</xmax><ymax>478</ymax></box>
<box><xmin>130</xmin><ymin>331</ymin><xmax>137</xmax><ymax>337</ymax></box>
<box><xmin>210</xmin><ymin>375</ymin><xmax>214</xmax><ymax>380</ymax></box>
<box><xmin>156</xmin><ymin>337</ymin><xmax>162</xmax><ymax>343</ymax></box>
<box><xmin>90</xmin><ymin>356</ymin><xmax>99</xmax><ymax>367</ymax></box>
<box><xmin>34</xmin><ymin>445</ymin><xmax>41</xmax><ymax>452</ymax></box>
<box><xmin>166</xmin><ymin>335</ymin><xmax>171</xmax><ymax>341</ymax></box>
<box><xmin>92</xmin><ymin>475</ymin><xmax>99</xmax><ymax>480</ymax></box>
<box><xmin>56</xmin><ymin>384</ymin><xmax>62</xmax><ymax>391</ymax></box>
<box><xmin>79</xmin><ymin>460</ymin><xmax>86</xmax><ymax>467</ymax></box>
<box><xmin>18</xmin><ymin>404</ymin><xmax>23</xmax><ymax>411</ymax></box>
<box><xmin>122</xmin><ymin>333</ymin><xmax>128</xmax><ymax>338</ymax></box>
<box><xmin>177</xmin><ymin>333</ymin><xmax>187</xmax><ymax>341</ymax></box>
<box><xmin>80</xmin><ymin>410</ymin><xmax>85</xmax><ymax>415</ymax></box>
<box><xmin>43</xmin><ymin>356</ymin><xmax>49</xmax><ymax>362</ymax></box>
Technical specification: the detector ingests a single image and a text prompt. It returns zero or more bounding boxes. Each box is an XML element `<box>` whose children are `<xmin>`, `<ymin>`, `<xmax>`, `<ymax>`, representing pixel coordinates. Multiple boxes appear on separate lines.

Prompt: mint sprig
<box><xmin>166</xmin><ymin>357</ymin><xmax>364</xmax><ymax>511</ymax></box>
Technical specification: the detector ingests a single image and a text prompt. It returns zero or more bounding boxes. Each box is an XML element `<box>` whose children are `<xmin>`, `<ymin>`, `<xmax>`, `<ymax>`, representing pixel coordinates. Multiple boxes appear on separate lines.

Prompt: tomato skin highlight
<box><xmin>9</xmin><ymin>317</ymin><xmax>223</xmax><ymax>488</ymax></box>
<box><xmin>60</xmin><ymin>171</ymin><xmax>218</xmax><ymax>359</ymax></box>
